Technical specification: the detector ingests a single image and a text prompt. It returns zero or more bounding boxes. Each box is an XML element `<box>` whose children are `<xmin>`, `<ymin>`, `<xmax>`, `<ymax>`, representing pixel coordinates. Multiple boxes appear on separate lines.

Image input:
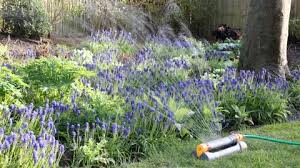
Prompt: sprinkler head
<box><xmin>195</xmin><ymin>133</ymin><xmax>247</xmax><ymax>160</ymax></box>
<box><xmin>196</xmin><ymin>143</ymin><xmax>209</xmax><ymax>158</ymax></box>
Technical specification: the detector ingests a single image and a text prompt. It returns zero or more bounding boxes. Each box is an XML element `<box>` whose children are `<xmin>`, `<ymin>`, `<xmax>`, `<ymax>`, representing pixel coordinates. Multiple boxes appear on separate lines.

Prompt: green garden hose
<box><xmin>244</xmin><ymin>134</ymin><xmax>300</xmax><ymax>146</ymax></box>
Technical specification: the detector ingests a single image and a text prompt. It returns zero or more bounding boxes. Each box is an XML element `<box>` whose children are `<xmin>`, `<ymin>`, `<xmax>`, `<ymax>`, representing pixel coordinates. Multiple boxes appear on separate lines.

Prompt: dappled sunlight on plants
<box><xmin>0</xmin><ymin>30</ymin><xmax>299</xmax><ymax>167</ymax></box>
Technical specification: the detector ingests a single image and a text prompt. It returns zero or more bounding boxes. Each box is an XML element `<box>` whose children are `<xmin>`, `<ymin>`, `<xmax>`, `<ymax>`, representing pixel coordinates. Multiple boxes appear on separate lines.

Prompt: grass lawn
<box><xmin>122</xmin><ymin>122</ymin><xmax>300</xmax><ymax>168</ymax></box>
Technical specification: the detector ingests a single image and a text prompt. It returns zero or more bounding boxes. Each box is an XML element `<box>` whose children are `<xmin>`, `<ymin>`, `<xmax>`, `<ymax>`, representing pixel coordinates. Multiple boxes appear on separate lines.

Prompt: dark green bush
<box><xmin>2</xmin><ymin>0</ymin><xmax>51</xmax><ymax>38</ymax></box>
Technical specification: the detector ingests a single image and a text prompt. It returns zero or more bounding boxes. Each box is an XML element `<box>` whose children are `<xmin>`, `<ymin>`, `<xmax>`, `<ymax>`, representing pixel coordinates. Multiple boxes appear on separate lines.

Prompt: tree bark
<box><xmin>239</xmin><ymin>0</ymin><xmax>292</xmax><ymax>78</ymax></box>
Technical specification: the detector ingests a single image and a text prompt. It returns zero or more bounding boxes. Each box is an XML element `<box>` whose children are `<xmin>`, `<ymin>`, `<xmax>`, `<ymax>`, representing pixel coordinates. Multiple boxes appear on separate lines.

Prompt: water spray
<box><xmin>196</xmin><ymin>133</ymin><xmax>300</xmax><ymax>161</ymax></box>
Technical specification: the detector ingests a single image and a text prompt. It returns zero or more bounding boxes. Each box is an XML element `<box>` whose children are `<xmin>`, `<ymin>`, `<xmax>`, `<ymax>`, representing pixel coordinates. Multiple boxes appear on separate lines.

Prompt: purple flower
<box><xmin>48</xmin><ymin>121</ymin><xmax>54</xmax><ymax>130</ymax></box>
<box><xmin>71</xmin><ymin>131</ymin><xmax>76</xmax><ymax>138</ymax></box>
<box><xmin>34</xmin><ymin>142</ymin><xmax>39</xmax><ymax>151</ymax></box>
<box><xmin>111</xmin><ymin>123</ymin><xmax>118</xmax><ymax>134</ymax></box>
<box><xmin>3</xmin><ymin>140</ymin><xmax>11</xmax><ymax>149</ymax></box>
<box><xmin>122</xmin><ymin>127</ymin><xmax>130</xmax><ymax>138</ymax></box>
<box><xmin>167</xmin><ymin>111</ymin><xmax>174</xmax><ymax>120</ymax></box>
<box><xmin>157</xmin><ymin>113</ymin><xmax>164</xmax><ymax>122</ymax></box>
<box><xmin>22</xmin><ymin>122</ymin><xmax>28</xmax><ymax>129</ymax></box>
<box><xmin>70</xmin><ymin>125</ymin><xmax>75</xmax><ymax>131</ymax></box>
<box><xmin>48</xmin><ymin>153</ymin><xmax>54</xmax><ymax>166</ymax></box>
<box><xmin>59</xmin><ymin>145</ymin><xmax>65</xmax><ymax>154</ymax></box>
<box><xmin>21</xmin><ymin>134</ymin><xmax>30</xmax><ymax>144</ymax></box>
<box><xmin>9</xmin><ymin>118</ymin><xmax>13</xmax><ymax>127</ymax></box>
<box><xmin>33</xmin><ymin>150</ymin><xmax>39</xmax><ymax>165</ymax></box>
<box><xmin>0</xmin><ymin>128</ymin><xmax>4</xmax><ymax>136</ymax></box>
<box><xmin>96</xmin><ymin>118</ymin><xmax>102</xmax><ymax>125</ymax></box>
<box><xmin>85</xmin><ymin>122</ymin><xmax>89</xmax><ymax>132</ymax></box>
<box><xmin>101</xmin><ymin>122</ymin><xmax>108</xmax><ymax>131</ymax></box>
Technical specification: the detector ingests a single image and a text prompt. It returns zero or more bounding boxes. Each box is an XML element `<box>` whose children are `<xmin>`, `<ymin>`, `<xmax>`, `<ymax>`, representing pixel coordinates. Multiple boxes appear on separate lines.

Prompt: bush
<box><xmin>2</xmin><ymin>0</ymin><xmax>51</xmax><ymax>38</ymax></box>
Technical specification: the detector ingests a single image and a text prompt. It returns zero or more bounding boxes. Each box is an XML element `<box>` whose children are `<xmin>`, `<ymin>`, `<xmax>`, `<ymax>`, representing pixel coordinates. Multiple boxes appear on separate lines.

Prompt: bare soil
<box><xmin>0</xmin><ymin>34</ymin><xmax>53</xmax><ymax>58</ymax></box>
<box><xmin>0</xmin><ymin>34</ymin><xmax>88</xmax><ymax>58</ymax></box>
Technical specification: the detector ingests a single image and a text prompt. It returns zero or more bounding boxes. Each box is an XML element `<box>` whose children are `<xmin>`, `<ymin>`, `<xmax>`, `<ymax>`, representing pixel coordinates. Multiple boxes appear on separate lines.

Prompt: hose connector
<box><xmin>236</xmin><ymin>134</ymin><xmax>244</xmax><ymax>142</ymax></box>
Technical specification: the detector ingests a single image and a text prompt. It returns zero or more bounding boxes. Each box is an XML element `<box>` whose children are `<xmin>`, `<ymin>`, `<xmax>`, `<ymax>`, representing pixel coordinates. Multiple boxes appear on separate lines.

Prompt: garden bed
<box><xmin>0</xmin><ymin>32</ymin><xmax>300</xmax><ymax>167</ymax></box>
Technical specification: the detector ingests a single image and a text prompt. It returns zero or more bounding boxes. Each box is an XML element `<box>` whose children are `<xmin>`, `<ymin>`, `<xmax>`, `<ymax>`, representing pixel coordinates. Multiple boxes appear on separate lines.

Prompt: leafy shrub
<box><xmin>22</xmin><ymin>58</ymin><xmax>92</xmax><ymax>88</ymax></box>
<box><xmin>2</xmin><ymin>0</ymin><xmax>51</xmax><ymax>38</ymax></box>
<box><xmin>21</xmin><ymin>58</ymin><xmax>94</xmax><ymax>105</ymax></box>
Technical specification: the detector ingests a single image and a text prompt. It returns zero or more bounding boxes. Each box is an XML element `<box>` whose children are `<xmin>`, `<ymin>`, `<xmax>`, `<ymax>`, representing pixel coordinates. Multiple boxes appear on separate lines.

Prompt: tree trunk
<box><xmin>239</xmin><ymin>0</ymin><xmax>292</xmax><ymax>78</ymax></box>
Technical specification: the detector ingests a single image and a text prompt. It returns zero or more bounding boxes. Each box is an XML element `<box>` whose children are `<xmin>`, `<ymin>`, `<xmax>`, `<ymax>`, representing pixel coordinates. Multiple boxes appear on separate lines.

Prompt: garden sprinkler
<box><xmin>196</xmin><ymin>133</ymin><xmax>300</xmax><ymax>161</ymax></box>
<box><xmin>196</xmin><ymin>134</ymin><xmax>247</xmax><ymax>161</ymax></box>
<box><xmin>196</xmin><ymin>134</ymin><xmax>300</xmax><ymax>160</ymax></box>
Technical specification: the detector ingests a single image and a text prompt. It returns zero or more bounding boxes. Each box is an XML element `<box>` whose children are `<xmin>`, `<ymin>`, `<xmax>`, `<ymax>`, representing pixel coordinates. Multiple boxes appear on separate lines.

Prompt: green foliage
<box><xmin>289</xmin><ymin>19</ymin><xmax>300</xmax><ymax>41</ymax></box>
<box><xmin>0</xmin><ymin>44</ymin><xmax>9</xmax><ymax>62</ymax></box>
<box><xmin>220</xmin><ymin>105</ymin><xmax>253</xmax><ymax>130</ymax></box>
<box><xmin>177</xmin><ymin>0</ymin><xmax>217</xmax><ymax>36</ymax></box>
<box><xmin>79</xmin><ymin>139</ymin><xmax>114</xmax><ymax>166</ymax></box>
<box><xmin>71</xmin><ymin>49</ymin><xmax>94</xmax><ymax>65</ymax></box>
<box><xmin>0</xmin><ymin>66</ymin><xmax>27</xmax><ymax>105</ymax></box>
<box><xmin>217</xmin><ymin>81</ymin><xmax>289</xmax><ymax>130</ymax></box>
<box><xmin>2</xmin><ymin>0</ymin><xmax>52</xmax><ymax>38</ymax></box>
<box><xmin>22</xmin><ymin>58</ymin><xmax>92</xmax><ymax>88</ymax></box>
<box><xmin>58</xmin><ymin>84</ymin><xmax>126</xmax><ymax>126</ymax></box>
<box><xmin>145</xmin><ymin>42</ymin><xmax>192</xmax><ymax>60</ymax></box>
<box><xmin>289</xmin><ymin>81</ymin><xmax>300</xmax><ymax>112</ymax></box>
<box><xmin>21</xmin><ymin>58</ymin><xmax>94</xmax><ymax>105</ymax></box>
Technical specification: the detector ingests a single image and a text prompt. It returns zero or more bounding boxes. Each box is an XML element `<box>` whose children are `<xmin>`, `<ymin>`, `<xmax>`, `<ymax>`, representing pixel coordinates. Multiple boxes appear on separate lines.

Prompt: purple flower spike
<box><xmin>33</xmin><ymin>150</ymin><xmax>39</xmax><ymax>165</ymax></box>
<box><xmin>111</xmin><ymin>123</ymin><xmax>118</xmax><ymax>134</ymax></box>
